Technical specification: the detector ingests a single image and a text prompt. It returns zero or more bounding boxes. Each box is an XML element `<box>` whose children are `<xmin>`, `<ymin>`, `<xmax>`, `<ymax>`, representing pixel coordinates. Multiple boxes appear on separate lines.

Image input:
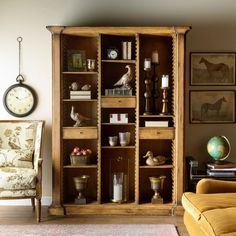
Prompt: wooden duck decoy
<box><xmin>143</xmin><ymin>151</ymin><xmax>167</xmax><ymax>166</ymax></box>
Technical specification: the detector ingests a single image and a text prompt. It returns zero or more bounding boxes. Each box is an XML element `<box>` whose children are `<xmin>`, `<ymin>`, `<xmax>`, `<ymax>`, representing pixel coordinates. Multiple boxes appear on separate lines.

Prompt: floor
<box><xmin>0</xmin><ymin>206</ymin><xmax>189</xmax><ymax>236</ymax></box>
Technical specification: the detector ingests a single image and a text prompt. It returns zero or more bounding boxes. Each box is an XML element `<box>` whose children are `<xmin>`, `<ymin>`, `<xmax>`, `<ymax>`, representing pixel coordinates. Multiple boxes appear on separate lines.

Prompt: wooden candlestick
<box><xmin>160</xmin><ymin>87</ymin><xmax>169</xmax><ymax>115</ymax></box>
<box><xmin>143</xmin><ymin>70</ymin><xmax>152</xmax><ymax>115</ymax></box>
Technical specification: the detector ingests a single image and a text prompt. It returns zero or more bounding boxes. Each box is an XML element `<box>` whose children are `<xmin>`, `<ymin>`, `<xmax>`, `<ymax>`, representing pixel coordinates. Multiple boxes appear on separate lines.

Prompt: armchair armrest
<box><xmin>36</xmin><ymin>158</ymin><xmax>43</xmax><ymax>181</ymax></box>
<box><xmin>196</xmin><ymin>178</ymin><xmax>236</xmax><ymax>194</ymax></box>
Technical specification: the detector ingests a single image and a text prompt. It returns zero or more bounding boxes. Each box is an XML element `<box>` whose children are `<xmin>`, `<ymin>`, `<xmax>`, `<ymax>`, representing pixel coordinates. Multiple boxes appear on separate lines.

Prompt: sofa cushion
<box><xmin>200</xmin><ymin>207</ymin><xmax>236</xmax><ymax>236</ymax></box>
<box><xmin>0</xmin><ymin>167</ymin><xmax>36</xmax><ymax>190</ymax></box>
<box><xmin>182</xmin><ymin>192</ymin><xmax>236</xmax><ymax>222</ymax></box>
<box><xmin>0</xmin><ymin>149</ymin><xmax>34</xmax><ymax>168</ymax></box>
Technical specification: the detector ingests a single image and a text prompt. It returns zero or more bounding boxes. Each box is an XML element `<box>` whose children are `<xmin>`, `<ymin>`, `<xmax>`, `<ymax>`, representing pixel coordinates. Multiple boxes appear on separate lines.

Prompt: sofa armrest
<box><xmin>196</xmin><ymin>178</ymin><xmax>236</xmax><ymax>194</ymax></box>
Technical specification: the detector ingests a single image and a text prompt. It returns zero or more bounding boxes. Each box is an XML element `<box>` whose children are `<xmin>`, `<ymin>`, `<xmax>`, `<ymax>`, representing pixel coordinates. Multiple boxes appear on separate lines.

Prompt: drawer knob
<box><xmin>79</xmin><ymin>131</ymin><xmax>84</xmax><ymax>134</ymax></box>
<box><xmin>118</xmin><ymin>100</ymin><xmax>122</xmax><ymax>103</ymax></box>
<box><xmin>156</xmin><ymin>132</ymin><xmax>160</xmax><ymax>135</ymax></box>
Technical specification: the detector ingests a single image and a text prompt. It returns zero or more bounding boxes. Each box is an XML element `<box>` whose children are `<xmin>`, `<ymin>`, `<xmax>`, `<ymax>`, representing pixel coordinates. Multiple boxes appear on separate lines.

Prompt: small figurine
<box><xmin>69</xmin><ymin>82</ymin><xmax>79</xmax><ymax>91</ymax></box>
<box><xmin>81</xmin><ymin>84</ymin><xmax>91</xmax><ymax>91</ymax></box>
<box><xmin>70</xmin><ymin>106</ymin><xmax>91</xmax><ymax>127</ymax></box>
<box><xmin>143</xmin><ymin>151</ymin><xmax>167</xmax><ymax>166</ymax></box>
<box><xmin>114</xmin><ymin>65</ymin><xmax>132</xmax><ymax>89</ymax></box>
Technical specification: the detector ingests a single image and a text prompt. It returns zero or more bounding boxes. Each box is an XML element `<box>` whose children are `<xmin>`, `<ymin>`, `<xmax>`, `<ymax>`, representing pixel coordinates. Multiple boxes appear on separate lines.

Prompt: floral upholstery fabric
<box><xmin>0</xmin><ymin>149</ymin><xmax>34</xmax><ymax>169</ymax></box>
<box><xmin>0</xmin><ymin>121</ymin><xmax>44</xmax><ymax>205</ymax></box>
<box><xmin>0</xmin><ymin>123</ymin><xmax>36</xmax><ymax>150</ymax></box>
<box><xmin>0</xmin><ymin>167</ymin><xmax>36</xmax><ymax>190</ymax></box>
<box><xmin>0</xmin><ymin>189</ymin><xmax>36</xmax><ymax>198</ymax></box>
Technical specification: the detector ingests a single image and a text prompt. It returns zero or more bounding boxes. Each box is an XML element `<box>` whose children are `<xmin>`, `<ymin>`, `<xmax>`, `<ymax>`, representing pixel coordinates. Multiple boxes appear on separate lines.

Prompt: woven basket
<box><xmin>70</xmin><ymin>155</ymin><xmax>90</xmax><ymax>166</ymax></box>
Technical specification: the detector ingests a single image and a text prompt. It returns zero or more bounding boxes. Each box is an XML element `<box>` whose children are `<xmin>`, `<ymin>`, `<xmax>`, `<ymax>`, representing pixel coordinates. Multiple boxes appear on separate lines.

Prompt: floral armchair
<box><xmin>0</xmin><ymin>120</ymin><xmax>44</xmax><ymax>222</ymax></box>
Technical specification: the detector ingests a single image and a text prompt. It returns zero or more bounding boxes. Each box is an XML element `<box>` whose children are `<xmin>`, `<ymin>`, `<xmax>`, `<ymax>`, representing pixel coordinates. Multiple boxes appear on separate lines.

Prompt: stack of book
<box><xmin>145</xmin><ymin>121</ymin><xmax>168</xmax><ymax>127</ymax></box>
<box><xmin>70</xmin><ymin>90</ymin><xmax>91</xmax><ymax>100</ymax></box>
<box><xmin>207</xmin><ymin>163</ymin><xmax>236</xmax><ymax>177</ymax></box>
<box><xmin>122</xmin><ymin>41</ymin><xmax>132</xmax><ymax>60</ymax></box>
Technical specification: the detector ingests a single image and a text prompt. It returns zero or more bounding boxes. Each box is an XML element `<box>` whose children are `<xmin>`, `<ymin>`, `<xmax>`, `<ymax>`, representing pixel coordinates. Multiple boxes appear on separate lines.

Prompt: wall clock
<box><xmin>3</xmin><ymin>76</ymin><xmax>37</xmax><ymax>117</ymax></box>
<box><xmin>3</xmin><ymin>37</ymin><xmax>37</xmax><ymax>117</ymax></box>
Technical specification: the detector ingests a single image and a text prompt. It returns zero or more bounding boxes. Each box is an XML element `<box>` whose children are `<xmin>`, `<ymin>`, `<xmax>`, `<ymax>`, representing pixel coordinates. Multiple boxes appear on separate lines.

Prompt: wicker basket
<box><xmin>70</xmin><ymin>155</ymin><xmax>90</xmax><ymax>166</ymax></box>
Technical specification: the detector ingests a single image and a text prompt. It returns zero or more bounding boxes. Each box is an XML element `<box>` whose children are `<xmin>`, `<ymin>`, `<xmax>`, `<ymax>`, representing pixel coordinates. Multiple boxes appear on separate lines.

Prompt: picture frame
<box><xmin>190</xmin><ymin>90</ymin><xmax>235</xmax><ymax>123</ymax></box>
<box><xmin>190</xmin><ymin>52</ymin><xmax>236</xmax><ymax>85</ymax></box>
<box><xmin>67</xmin><ymin>50</ymin><xmax>86</xmax><ymax>72</ymax></box>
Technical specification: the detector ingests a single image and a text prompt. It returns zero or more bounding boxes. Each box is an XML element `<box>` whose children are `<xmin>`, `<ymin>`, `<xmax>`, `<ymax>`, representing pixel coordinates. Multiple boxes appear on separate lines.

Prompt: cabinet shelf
<box><xmin>62</xmin><ymin>71</ymin><xmax>98</xmax><ymax>75</ymax></box>
<box><xmin>101</xmin><ymin>146</ymin><xmax>135</xmax><ymax>149</ymax></box>
<box><xmin>101</xmin><ymin>123</ymin><xmax>135</xmax><ymax>126</ymax></box>
<box><xmin>139</xmin><ymin>165</ymin><xmax>173</xmax><ymax>169</ymax></box>
<box><xmin>101</xmin><ymin>59</ymin><xmax>136</xmax><ymax>64</ymax></box>
<box><xmin>63</xmin><ymin>99</ymin><xmax>98</xmax><ymax>102</ymax></box>
<box><xmin>139</xmin><ymin>115</ymin><xmax>174</xmax><ymax>118</ymax></box>
<box><xmin>64</xmin><ymin>165</ymin><xmax>97</xmax><ymax>169</ymax></box>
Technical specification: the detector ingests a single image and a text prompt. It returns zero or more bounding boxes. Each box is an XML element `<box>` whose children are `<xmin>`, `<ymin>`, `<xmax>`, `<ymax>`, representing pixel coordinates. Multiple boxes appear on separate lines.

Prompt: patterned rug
<box><xmin>0</xmin><ymin>224</ymin><xmax>179</xmax><ymax>236</ymax></box>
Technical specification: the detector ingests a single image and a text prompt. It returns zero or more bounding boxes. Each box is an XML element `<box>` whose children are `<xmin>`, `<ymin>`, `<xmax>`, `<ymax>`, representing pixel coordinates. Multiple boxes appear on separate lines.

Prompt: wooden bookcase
<box><xmin>47</xmin><ymin>26</ymin><xmax>190</xmax><ymax>215</ymax></box>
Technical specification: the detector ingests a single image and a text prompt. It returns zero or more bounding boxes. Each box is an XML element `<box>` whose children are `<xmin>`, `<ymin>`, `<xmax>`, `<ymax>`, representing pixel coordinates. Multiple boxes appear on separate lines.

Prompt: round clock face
<box><xmin>3</xmin><ymin>83</ymin><xmax>37</xmax><ymax>117</ymax></box>
<box><xmin>108</xmin><ymin>49</ymin><xmax>118</xmax><ymax>59</ymax></box>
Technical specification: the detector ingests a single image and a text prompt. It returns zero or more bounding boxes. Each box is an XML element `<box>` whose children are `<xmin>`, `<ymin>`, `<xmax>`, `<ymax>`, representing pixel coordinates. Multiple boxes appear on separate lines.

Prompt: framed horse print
<box><xmin>190</xmin><ymin>90</ymin><xmax>235</xmax><ymax>123</ymax></box>
<box><xmin>190</xmin><ymin>52</ymin><xmax>236</xmax><ymax>85</ymax></box>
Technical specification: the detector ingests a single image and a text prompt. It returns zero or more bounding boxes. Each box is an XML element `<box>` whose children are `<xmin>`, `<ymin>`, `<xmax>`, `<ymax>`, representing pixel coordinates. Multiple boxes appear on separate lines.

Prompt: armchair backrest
<box><xmin>0</xmin><ymin>120</ymin><xmax>44</xmax><ymax>171</ymax></box>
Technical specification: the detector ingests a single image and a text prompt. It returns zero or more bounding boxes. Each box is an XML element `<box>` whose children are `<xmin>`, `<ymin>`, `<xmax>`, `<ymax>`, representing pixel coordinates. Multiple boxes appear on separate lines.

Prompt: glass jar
<box><xmin>111</xmin><ymin>172</ymin><xmax>127</xmax><ymax>203</ymax></box>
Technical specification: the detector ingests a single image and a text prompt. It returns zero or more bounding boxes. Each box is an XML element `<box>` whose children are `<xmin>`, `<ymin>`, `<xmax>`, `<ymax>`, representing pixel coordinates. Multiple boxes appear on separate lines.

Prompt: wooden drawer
<box><xmin>139</xmin><ymin>127</ymin><xmax>175</xmax><ymax>140</ymax></box>
<box><xmin>63</xmin><ymin>127</ymin><xmax>98</xmax><ymax>139</ymax></box>
<box><xmin>101</xmin><ymin>97</ymin><xmax>136</xmax><ymax>108</ymax></box>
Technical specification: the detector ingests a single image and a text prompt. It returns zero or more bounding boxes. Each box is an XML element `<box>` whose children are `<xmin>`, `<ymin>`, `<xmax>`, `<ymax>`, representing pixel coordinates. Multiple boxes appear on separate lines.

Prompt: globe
<box><xmin>207</xmin><ymin>136</ymin><xmax>231</xmax><ymax>161</ymax></box>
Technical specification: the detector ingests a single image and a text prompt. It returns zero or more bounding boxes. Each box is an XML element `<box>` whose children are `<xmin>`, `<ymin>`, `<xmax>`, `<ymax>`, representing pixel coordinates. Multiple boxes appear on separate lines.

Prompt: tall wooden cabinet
<box><xmin>47</xmin><ymin>26</ymin><xmax>190</xmax><ymax>215</ymax></box>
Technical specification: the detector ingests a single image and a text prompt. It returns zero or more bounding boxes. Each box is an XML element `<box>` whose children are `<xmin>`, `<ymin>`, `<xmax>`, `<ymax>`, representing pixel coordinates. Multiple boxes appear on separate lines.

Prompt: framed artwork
<box><xmin>190</xmin><ymin>52</ymin><xmax>236</xmax><ymax>85</ymax></box>
<box><xmin>190</xmin><ymin>90</ymin><xmax>235</xmax><ymax>123</ymax></box>
<box><xmin>67</xmin><ymin>50</ymin><xmax>86</xmax><ymax>72</ymax></box>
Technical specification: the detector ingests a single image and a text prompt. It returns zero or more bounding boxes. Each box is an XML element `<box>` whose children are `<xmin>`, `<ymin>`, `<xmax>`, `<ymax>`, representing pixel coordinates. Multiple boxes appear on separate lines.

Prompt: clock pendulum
<box><xmin>3</xmin><ymin>37</ymin><xmax>37</xmax><ymax>117</ymax></box>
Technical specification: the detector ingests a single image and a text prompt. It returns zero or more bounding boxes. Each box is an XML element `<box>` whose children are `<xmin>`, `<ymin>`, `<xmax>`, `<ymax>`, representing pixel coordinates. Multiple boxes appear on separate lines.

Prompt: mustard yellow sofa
<box><xmin>182</xmin><ymin>179</ymin><xmax>236</xmax><ymax>236</ymax></box>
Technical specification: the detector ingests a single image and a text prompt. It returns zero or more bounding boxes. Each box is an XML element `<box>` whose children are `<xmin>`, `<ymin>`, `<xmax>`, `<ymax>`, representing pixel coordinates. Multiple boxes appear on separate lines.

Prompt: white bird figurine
<box><xmin>113</xmin><ymin>65</ymin><xmax>132</xmax><ymax>89</ymax></box>
<box><xmin>143</xmin><ymin>151</ymin><xmax>167</xmax><ymax>166</ymax></box>
<box><xmin>70</xmin><ymin>106</ymin><xmax>91</xmax><ymax>127</ymax></box>
<box><xmin>81</xmin><ymin>84</ymin><xmax>91</xmax><ymax>91</ymax></box>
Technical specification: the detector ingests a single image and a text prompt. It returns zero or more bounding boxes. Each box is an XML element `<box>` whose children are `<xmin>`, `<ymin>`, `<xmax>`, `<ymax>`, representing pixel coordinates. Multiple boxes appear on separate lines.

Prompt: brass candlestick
<box><xmin>152</xmin><ymin>63</ymin><xmax>159</xmax><ymax>114</ymax></box>
<box><xmin>160</xmin><ymin>87</ymin><xmax>169</xmax><ymax>115</ymax></box>
<box><xmin>149</xmin><ymin>176</ymin><xmax>166</xmax><ymax>204</ymax></box>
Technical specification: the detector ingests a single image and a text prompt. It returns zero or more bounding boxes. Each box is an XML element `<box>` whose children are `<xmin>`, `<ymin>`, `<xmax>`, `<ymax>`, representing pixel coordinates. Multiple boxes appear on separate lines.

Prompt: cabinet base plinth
<box><xmin>48</xmin><ymin>205</ymin><xmax>65</xmax><ymax>216</ymax></box>
<box><xmin>50</xmin><ymin>203</ymin><xmax>177</xmax><ymax>216</ymax></box>
<box><xmin>151</xmin><ymin>198</ymin><xmax>163</xmax><ymax>204</ymax></box>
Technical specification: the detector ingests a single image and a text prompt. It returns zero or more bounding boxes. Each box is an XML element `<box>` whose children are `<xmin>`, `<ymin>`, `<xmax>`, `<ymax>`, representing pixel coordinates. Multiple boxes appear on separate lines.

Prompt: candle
<box><xmin>152</xmin><ymin>50</ymin><xmax>159</xmax><ymax>64</ymax></box>
<box><xmin>144</xmin><ymin>58</ymin><xmax>151</xmax><ymax>70</ymax></box>
<box><xmin>113</xmin><ymin>184</ymin><xmax>123</xmax><ymax>201</ymax></box>
<box><xmin>161</xmin><ymin>75</ymin><xmax>169</xmax><ymax>88</ymax></box>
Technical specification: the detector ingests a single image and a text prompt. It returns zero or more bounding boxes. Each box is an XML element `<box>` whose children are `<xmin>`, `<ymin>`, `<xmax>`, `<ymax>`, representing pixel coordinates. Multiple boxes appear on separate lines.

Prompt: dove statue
<box><xmin>113</xmin><ymin>65</ymin><xmax>132</xmax><ymax>89</ymax></box>
<box><xmin>143</xmin><ymin>151</ymin><xmax>167</xmax><ymax>166</ymax></box>
<box><xmin>70</xmin><ymin>106</ymin><xmax>91</xmax><ymax>127</ymax></box>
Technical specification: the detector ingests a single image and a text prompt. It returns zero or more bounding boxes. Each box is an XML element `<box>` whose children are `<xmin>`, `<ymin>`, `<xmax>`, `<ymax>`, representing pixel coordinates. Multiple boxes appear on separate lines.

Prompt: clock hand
<box><xmin>20</xmin><ymin>95</ymin><xmax>30</xmax><ymax>100</ymax></box>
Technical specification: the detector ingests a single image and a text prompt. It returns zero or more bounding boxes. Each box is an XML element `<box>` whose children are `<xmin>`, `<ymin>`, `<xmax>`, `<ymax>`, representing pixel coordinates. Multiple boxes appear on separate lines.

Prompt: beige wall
<box><xmin>0</xmin><ymin>0</ymin><xmax>235</xmax><ymax>202</ymax></box>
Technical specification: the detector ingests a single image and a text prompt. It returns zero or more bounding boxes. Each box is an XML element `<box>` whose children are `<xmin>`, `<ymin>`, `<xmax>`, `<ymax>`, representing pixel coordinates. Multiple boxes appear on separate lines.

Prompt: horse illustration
<box><xmin>199</xmin><ymin>57</ymin><xmax>229</xmax><ymax>80</ymax></box>
<box><xmin>201</xmin><ymin>97</ymin><xmax>227</xmax><ymax>120</ymax></box>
